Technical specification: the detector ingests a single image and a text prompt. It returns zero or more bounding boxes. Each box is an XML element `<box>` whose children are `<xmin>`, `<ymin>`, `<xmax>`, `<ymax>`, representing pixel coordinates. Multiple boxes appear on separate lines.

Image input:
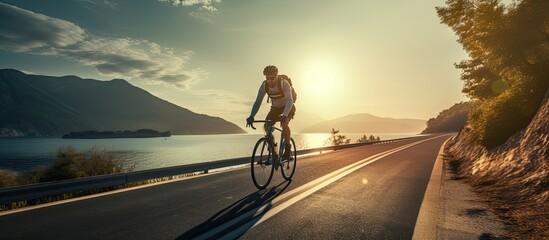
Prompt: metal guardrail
<box><xmin>0</xmin><ymin>137</ymin><xmax>416</xmax><ymax>205</ymax></box>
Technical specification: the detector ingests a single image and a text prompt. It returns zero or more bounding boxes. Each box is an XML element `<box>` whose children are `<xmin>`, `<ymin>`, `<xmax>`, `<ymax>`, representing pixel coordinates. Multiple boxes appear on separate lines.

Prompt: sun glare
<box><xmin>302</xmin><ymin>62</ymin><xmax>338</xmax><ymax>95</ymax></box>
<box><xmin>297</xmin><ymin>61</ymin><xmax>343</xmax><ymax>116</ymax></box>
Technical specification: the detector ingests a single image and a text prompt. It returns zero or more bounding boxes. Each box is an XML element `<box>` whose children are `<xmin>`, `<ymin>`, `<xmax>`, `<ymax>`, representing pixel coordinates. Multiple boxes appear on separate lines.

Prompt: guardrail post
<box><xmin>204</xmin><ymin>162</ymin><xmax>210</xmax><ymax>173</ymax></box>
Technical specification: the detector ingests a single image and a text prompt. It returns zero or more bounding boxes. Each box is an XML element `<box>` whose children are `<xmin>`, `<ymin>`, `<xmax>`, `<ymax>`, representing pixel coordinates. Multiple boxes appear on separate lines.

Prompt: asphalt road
<box><xmin>0</xmin><ymin>134</ymin><xmax>452</xmax><ymax>240</ymax></box>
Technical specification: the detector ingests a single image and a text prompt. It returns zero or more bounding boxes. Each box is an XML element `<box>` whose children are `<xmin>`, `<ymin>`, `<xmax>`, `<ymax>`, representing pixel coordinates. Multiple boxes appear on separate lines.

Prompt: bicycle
<box><xmin>248</xmin><ymin>120</ymin><xmax>297</xmax><ymax>189</ymax></box>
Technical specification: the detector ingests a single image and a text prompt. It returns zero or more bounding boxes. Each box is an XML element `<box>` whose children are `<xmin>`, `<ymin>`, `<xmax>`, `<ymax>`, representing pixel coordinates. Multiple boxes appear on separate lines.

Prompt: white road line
<box><xmin>412</xmin><ymin>136</ymin><xmax>453</xmax><ymax>240</ymax></box>
<box><xmin>199</xmin><ymin>134</ymin><xmax>450</xmax><ymax>239</ymax></box>
<box><xmin>250</xmin><ymin>135</ymin><xmax>448</xmax><ymax>227</ymax></box>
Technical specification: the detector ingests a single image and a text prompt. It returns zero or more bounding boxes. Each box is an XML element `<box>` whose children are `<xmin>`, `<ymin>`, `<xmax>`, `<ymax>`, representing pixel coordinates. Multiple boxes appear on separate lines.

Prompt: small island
<box><xmin>62</xmin><ymin>129</ymin><xmax>171</xmax><ymax>139</ymax></box>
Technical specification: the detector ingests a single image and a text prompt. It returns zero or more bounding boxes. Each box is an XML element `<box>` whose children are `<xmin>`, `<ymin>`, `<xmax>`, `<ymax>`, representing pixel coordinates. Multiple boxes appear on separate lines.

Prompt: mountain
<box><xmin>300</xmin><ymin>113</ymin><xmax>426</xmax><ymax>133</ymax></box>
<box><xmin>422</xmin><ymin>101</ymin><xmax>478</xmax><ymax>134</ymax></box>
<box><xmin>0</xmin><ymin>69</ymin><xmax>245</xmax><ymax>137</ymax></box>
<box><xmin>291</xmin><ymin>109</ymin><xmax>327</xmax><ymax>133</ymax></box>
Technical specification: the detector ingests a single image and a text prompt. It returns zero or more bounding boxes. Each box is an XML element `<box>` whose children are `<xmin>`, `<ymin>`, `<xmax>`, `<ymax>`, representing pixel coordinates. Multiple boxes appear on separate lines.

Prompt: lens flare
<box><xmin>491</xmin><ymin>79</ymin><xmax>508</xmax><ymax>94</ymax></box>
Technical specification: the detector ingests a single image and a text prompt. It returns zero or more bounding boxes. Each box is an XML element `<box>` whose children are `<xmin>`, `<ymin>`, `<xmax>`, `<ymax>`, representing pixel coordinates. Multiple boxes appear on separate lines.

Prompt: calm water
<box><xmin>0</xmin><ymin>133</ymin><xmax>420</xmax><ymax>173</ymax></box>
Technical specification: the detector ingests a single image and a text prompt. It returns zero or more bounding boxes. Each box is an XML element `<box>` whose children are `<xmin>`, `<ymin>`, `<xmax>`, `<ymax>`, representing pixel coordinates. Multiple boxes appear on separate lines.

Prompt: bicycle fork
<box><xmin>274</xmin><ymin>138</ymin><xmax>290</xmax><ymax>171</ymax></box>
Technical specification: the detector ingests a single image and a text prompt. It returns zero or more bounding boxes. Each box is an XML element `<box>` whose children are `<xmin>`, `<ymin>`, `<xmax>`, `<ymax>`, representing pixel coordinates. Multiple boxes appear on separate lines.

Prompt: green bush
<box><xmin>0</xmin><ymin>170</ymin><xmax>18</xmax><ymax>188</ymax></box>
<box><xmin>356</xmin><ymin>134</ymin><xmax>380</xmax><ymax>143</ymax></box>
<box><xmin>327</xmin><ymin>128</ymin><xmax>350</xmax><ymax>146</ymax></box>
<box><xmin>438</xmin><ymin>0</ymin><xmax>549</xmax><ymax>148</ymax></box>
<box><xmin>423</xmin><ymin>102</ymin><xmax>478</xmax><ymax>134</ymax></box>
<box><xmin>17</xmin><ymin>146</ymin><xmax>126</xmax><ymax>185</ymax></box>
<box><xmin>16</xmin><ymin>168</ymin><xmax>46</xmax><ymax>186</ymax></box>
<box><xmin>468</xmin><ymin>82</ymin><xmax>542</xmax><ymax>148</ymax></box>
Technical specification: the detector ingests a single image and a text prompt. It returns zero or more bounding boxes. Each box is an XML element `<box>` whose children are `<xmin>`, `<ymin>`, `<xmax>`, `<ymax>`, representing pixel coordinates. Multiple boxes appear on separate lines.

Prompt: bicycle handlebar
<box><xmin>248</xmin><ymin>120</ymin><xmax>279</xmax><ymax>130</ymax></box>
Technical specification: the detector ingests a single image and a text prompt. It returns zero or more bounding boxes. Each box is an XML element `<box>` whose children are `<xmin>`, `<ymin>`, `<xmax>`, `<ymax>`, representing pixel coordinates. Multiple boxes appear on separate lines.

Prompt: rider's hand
<box><xmin>280</xmin><ymin>115</ymin><xmax>288</xmax><ymax>124</ymax></box>
<box><xmin>246</xmin><ymin>117</ymin><xmax>254</xmax><ymax>127</ymax></box>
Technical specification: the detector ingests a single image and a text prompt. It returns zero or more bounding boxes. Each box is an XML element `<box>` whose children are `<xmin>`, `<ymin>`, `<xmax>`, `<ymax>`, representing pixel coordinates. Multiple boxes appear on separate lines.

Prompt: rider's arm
<box><xmin>249</xmin><ymin>82</ymin><xmax>266</xmax><ymax>118</ymax></box>
<box><xmin>281</xmin><ymin>79</ymin><xmax>294</xmax><ymax>117</ymax></box>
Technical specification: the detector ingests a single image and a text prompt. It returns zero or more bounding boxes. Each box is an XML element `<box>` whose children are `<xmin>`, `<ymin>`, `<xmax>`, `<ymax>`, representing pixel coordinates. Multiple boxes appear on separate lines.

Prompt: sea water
<box><xmin>0</xmin><ymin>133</ymin><xmax>420</xmax><ymax>172</ymax></box>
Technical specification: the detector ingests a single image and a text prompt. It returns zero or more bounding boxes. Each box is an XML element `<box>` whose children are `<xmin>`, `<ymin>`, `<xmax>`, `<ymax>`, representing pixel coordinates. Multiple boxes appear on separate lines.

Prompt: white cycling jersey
<box><xmin>249</xmin><ymin>78</ymin><xmax>294</xmax><ymax>118</ymax></box>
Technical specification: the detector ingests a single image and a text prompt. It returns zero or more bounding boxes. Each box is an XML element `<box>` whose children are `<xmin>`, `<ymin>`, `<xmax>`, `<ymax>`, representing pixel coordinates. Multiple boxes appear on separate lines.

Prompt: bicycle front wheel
<box><xmin>280</xmin><ymin>137</ymin><xmax>297</xmax><ymax>180</ymax></box>
<box><xmin>251</xmin><ymin>138</ymin><xmax>275</xmax><ymax>189</ymax></box>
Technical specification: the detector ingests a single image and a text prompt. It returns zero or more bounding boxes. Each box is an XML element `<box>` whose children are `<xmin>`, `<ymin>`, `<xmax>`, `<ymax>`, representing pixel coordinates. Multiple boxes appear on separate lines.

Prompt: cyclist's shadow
<box><xmin>177</xmin><ymin>180</ymin><xmax>292</xmax><ymax>239</ymax></box>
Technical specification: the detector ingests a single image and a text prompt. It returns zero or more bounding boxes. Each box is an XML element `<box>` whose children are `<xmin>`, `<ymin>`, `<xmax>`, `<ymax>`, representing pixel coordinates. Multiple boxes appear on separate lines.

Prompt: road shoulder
<box><xmin>414</xmin><ymin>137</ymin><xmax>509</xmax><ymax>239</ymax></box>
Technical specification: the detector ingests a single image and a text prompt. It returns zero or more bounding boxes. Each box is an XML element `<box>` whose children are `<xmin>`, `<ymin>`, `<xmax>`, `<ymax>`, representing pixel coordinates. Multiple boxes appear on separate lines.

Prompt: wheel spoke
<box><xmin>281</xmin><ymin>138</ymin><xmax>297</xmax><ymax>180</ymax></box>
<box><xmin>251</xmin><ymin>138</ymin><xmax>274</xmax><ymax>189</ymax></box>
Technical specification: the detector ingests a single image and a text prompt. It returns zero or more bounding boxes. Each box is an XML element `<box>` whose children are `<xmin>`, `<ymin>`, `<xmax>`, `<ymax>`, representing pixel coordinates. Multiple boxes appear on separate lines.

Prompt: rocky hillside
<box><xmin>447</xmin><ymin>90</ymin><xmax>549</xmax><ymax>238</ymax></box>
<box><xmin>0</xmin><ymin>69</ymin><xmax>245</xmax><ymax>136</ymax></box>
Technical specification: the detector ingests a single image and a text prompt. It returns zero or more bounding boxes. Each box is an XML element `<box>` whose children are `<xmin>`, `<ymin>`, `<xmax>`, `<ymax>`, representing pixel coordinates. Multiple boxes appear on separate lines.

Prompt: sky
<box><xmin>0</xmin><ymin>0</ymin><xmax>470</xmax><ymax>129</ymax></box>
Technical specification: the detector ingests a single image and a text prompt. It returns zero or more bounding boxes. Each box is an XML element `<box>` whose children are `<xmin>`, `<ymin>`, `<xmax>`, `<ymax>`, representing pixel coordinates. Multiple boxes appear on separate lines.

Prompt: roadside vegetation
<box><xmin>422</xmin><ymin>102</ymin><xmax>478</xmax><ymax>134</ymax></box>
<box><xmin>0</xmin><ymin>146</ymin><xmax>201</xmax><ymax>211</ymax></box>
<box><xmin>0</xmin><ymin>169</ymin><xmax>18</xmax><ymax>188</ymax></box>
<box><xmin>327</xmin><ymin>128</ymin><xmax>380</xmax><ymax>146</ymax></box>
<box><xmin>0</xmin><ymin>146</ymin><xmax>129</xmax><ymax>188</ymax></box>
<box><xmin>356</xmin><ymin>134</ymin><xmax>380</xmax><ymax>143</ymax></box>
<box><xmin>437</xmin><ymin>0</ymin><xmax>548</xmax><ymax>148</ymax></box>
<box><xmin>437</xmin><ymin>0</ymin><xmax>548</xmax><ymax>238</ymax></box>
<box><xmin>327</xmin><ymin>128</ymin><xmax>351</xmax><ymax>146</ymax></box>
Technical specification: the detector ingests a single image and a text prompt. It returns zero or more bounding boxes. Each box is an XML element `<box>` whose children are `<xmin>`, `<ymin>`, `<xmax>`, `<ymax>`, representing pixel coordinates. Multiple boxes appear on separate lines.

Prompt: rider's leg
<box><xmin>283</xmin><ymin>106</ymin><xmax>296</xmax><ymax>151</ymax></box>
<box><xmin>281</xmin><ymin>118</ymin><xmax>291</xmax><ymax>149</ymax></box>
<box><xmin>281</xmin><ymin>106</ymin><xmax>295</xmax><ymax>159</ymax></box>
<box><xmin>281</xmin><ymin>118</ymin><xmax>292</xmax><ymax>160</ymax></box>
<box><xmin>264</xmin><ymin>107</ymin><xmax>279</xmax><ymax>142</ymax></box>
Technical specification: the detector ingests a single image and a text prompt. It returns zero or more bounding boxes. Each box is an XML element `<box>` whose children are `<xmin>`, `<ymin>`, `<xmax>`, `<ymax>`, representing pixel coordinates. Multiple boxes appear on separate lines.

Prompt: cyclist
<box><xmin>246</xmin><ymin>65</ymin><xmax>296</xmax><ymax>160</ymax></box>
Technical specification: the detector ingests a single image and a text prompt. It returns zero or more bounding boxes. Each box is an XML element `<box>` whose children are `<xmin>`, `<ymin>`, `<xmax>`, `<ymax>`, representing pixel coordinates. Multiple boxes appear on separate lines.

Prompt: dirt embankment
<box><xmin>447</xmin><ymin>91</ymin><xmax>549</xmax><ymax>239</ymax></box>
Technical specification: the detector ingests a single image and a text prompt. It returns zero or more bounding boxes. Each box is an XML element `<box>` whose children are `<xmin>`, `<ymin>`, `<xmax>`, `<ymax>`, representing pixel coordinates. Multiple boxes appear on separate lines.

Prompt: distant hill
<box><xmin>0</xmin><ymin>69</ymin><xmax>245</xmax><ymax>137</ymax></box>
<box><xmin>422</xmin><ymin>102</ymin><xmax>478</xmax><ymax>134</ymax></box>
<box><xmin>291</xmin><ymin>109</ymin><xmax>327</xmax><ymax>133</ymax></box>
<box><xmin>300</xmin><ymin>113</ymin><xmax>426</xmax><ymax>133</ymax></box>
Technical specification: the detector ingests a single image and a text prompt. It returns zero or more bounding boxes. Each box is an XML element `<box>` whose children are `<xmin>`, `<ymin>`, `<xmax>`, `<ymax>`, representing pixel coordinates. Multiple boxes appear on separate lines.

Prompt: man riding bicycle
<box><xmin>246</xmin><ymin>65</ymin><xmax>296</xmax><ymax>160</ymax></box>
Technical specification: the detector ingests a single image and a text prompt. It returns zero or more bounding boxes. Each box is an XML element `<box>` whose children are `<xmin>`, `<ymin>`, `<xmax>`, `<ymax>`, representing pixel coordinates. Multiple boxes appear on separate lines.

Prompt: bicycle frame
<box><xmin>249</xmin><ymin>119</ymin><xmax>297</xmax><ymax>189</ymax></box>
<box><xmin>252</xmin><ymin>120</ymin><xmax>287</xmax><ymax>170</ymax></box>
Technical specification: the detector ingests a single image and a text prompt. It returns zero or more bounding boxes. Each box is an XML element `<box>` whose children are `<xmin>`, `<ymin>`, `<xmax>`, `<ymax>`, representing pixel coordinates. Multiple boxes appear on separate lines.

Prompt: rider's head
<box><xmin>263</xmin><ymin>65</ymin><xmax>278</xmax><ymax>86</ymax></box>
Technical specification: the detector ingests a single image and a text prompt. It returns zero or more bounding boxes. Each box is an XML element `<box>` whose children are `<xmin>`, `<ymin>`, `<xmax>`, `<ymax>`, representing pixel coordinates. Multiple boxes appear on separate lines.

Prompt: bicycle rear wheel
<box><xmin>251</xmin><ymin>138</ymin><xmax>275</xmax><ymax>189</ymax></box>
<box><xmin>280</xmin><ymin>138</ymin><xmax>297</xmax><ymax>180</ymax></box>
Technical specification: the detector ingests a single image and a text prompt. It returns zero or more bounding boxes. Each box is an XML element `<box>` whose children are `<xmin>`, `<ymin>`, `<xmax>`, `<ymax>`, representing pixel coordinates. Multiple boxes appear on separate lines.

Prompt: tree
<box><xmin>422</xmin><ymin>101</ymin><xmax>478</xmax><ymax>133</ymax></box>
<box><xmin>356</xmin><ymin>134</ymin><xmax>381</xmax><ymax>143</ymax></box>
<box><xmin>357</xmin><ymin>134</ymin><xmax>368</xmax><ymax>143</ymax></box>
<box><xmin>437</xmin><ymin>0</ymin><xmax>549</xmax><ymax>147</ymax></box>
<box><xmin>328</xmin><ymin>128</ymin><xmax>351</xmax><ymax>146</ymax></box>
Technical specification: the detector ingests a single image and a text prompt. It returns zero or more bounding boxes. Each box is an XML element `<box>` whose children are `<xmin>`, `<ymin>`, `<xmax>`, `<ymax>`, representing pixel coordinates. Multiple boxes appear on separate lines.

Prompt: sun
<box><xmin>295</xmin><ymin>61</ymin><xmax>343</xmax><ymax>116</ymax></box>
<box><xmin>301</xmin><ymin>62</ymin><xmax>338</xmax><ymax>95</ymax></box>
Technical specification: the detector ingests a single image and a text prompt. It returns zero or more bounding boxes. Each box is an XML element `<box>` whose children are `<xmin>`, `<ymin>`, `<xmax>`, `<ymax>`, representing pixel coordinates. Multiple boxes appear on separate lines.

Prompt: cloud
<box><xmin>78</xmin><ymin>0</ymin><xmax>119</xmax><ymax>8</ymax></box>
<box><xmin>0</xmin><ymin>3</ymin><xmax>200</xmax><ymax>89</ymax></box>
<box><xmin>0</xmin><ymin>3</ymin><xmax>86</xmax><ymax>51</ymax></box>
<box><xmin>200</xmin><ymin>5</ymin><xmax>217</xmax><ymax>12</ymax></box>
<box><xmin>159</xmin><ymin>0</ymin><xmax>221</xmax><ymax>12</ymax></box>
<box><xmin>191</xmin><ymin>89</ymin><xmax>251</xmax><ymax>106</ymax></box>
<box><xmin>185</xmin><ymin>89</ymin><xmax>253</xmax><ymax>126</ymax></box>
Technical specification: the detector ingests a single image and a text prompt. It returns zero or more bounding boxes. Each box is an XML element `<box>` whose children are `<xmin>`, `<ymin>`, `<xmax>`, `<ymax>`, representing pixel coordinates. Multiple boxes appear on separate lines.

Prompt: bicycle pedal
<box><xmin>257</xmin><ymin>158</ymin><xmax>273</xmax><ymax>165</ymax></box>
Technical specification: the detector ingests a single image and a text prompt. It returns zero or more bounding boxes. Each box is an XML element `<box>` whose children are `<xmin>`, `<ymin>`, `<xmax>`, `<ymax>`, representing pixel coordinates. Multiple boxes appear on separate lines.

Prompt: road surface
<box><xmin>0</xmin><ymin>134</ymin><xmax>452</xmax><ymax>239</ymax></box>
